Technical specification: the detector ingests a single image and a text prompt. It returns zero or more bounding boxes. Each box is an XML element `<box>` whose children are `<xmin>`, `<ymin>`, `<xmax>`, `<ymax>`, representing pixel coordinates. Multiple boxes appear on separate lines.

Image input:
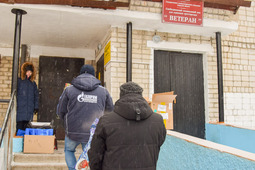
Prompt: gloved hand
<box><xmin>34</xmin><ymin>108</ymin><xmax>39</xmax><ymax>115</ymax></box>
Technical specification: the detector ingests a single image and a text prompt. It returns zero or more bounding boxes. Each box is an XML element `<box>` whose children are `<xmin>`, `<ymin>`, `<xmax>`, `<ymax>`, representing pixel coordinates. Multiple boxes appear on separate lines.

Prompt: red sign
<box><xmin>162</xmin><ymin>0</ymin><xmax>203</xmax><ymax>26</ymax></box>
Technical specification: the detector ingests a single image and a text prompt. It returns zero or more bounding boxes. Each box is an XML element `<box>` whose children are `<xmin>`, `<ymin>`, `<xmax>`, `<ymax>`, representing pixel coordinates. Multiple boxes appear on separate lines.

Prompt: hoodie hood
<box><xmin>71</xmin><ymin>73</ymin><xmax>101</xmax><ymax>91</ymax></box>
<box><xmin>21</xmin><ymin>62</ymin><xmax>36</xmax><ymax>82</ymax></box>
<box><xmin>114</xmin><ymin>93</ymin><xmax>153</xmax><ymax>121</ymax></box>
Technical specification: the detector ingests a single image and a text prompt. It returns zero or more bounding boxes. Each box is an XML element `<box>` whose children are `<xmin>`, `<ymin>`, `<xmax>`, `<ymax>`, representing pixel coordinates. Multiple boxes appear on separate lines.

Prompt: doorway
<box><xmin>38</xmin><ymin>56</ymin><xmax>84</xmax><ymax>140</ymax></box>
<box><xmin>154</xmin><ymin>50</ymin><xmax>205</xmax><ymax>138</ymax></box>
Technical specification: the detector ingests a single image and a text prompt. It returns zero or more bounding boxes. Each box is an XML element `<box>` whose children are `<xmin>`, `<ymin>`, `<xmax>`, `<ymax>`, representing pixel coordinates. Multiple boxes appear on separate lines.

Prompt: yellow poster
<box><xmin>104</xmin><ymin>41</ymin><xmax>111</xmax><ymax>66</ymax></box>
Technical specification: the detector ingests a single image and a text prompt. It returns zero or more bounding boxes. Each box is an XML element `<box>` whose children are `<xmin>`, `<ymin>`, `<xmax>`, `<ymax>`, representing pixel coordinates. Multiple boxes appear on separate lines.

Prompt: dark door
<box><xmin>96</xmin><ymin>55</ymin><xmax>104</xmax><ymax>86</ymax></box>
<box><xmin>38</xmin><ymin>56</ymin><xmax>84</xmax><ymax>140</ymax></box>
<box><xmin>154</xmin><ymin>50</ymin><xmax>205</xmax><ymax>138</ymax></box>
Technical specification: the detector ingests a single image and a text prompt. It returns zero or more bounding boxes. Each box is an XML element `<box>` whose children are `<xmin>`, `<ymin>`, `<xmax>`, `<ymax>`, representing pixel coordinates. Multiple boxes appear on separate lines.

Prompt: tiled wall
<box><xmin>224</xmin><ymin>93</ymin><xmax>255</xmax><ymax>128</ymax></box>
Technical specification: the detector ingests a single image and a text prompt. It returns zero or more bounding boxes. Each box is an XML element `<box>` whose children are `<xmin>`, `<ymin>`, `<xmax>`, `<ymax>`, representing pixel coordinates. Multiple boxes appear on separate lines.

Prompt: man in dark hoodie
<box><xmin>88</xmin><ymin>81</ymin><xmax>166</xmax><ymax>170</ymax></box>
<box><xmin>56</xmin><ymin>65</ymin><xmax>114</xmax><ymax>170</ymax></box>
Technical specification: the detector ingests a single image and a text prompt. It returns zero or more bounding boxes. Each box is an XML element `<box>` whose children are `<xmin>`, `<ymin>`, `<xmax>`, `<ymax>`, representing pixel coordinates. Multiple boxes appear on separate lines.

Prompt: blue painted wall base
<box><xmin>206</xmin><ymin>123</ymin><xmax>255</xmax><ymax>154</ymax></box>
<box><xmin>157</xmin><ymin>135</ymin><xmax>255</xmax><ymax>170</ymax></box>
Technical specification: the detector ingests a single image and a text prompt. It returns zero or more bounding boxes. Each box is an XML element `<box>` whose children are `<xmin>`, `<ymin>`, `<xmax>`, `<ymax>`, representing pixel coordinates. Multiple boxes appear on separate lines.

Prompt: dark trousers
<box><xmin>16</xmin><ymin>121</ymin><xmax>29</xmax><ymax>132</ymax></box>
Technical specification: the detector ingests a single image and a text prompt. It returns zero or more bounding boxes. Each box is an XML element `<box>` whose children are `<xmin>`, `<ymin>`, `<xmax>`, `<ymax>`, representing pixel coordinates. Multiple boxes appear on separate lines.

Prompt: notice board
<box><xmin>162</xmin><ymin>0</ymin><xmax>203</xmax><ymax>26</ymax></box>
<box><xmin>104</xmin><ymin>41</ymin><xmax>111</xmax><ymax>66</ymax></box>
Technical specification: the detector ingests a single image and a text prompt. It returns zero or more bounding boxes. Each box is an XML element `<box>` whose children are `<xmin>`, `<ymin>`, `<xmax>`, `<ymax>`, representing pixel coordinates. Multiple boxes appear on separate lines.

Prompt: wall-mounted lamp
<box><xmin>152</xmin><ymin>31</ymin><xmax>161</xmax><ymax>43</ymax></box>
<box><xmin>152</xmin><ymin>35</ymin><xmax>161</xmax><ymax>43</ymax></box>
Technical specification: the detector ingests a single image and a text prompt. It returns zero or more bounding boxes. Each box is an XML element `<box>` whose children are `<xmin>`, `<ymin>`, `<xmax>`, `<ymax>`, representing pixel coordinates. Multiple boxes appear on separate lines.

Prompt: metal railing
<box><xmin>0</xmin><ymin>99</ymin><xmax>10</xmax><ymax>103</ymax></box>
<box><xmin>0</xmin><ymin>90</ymin><xmax>17</xmax><ymax>170</ymax></box>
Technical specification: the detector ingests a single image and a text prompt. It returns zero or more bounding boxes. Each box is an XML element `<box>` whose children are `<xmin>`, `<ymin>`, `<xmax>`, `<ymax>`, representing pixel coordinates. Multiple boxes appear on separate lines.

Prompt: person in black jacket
<box><xmin>88</xmin><ymin>81</ymin><xmax>166</xmax><ymax>170</ymax></box>
<box><xmin>16</xmin><ymin>62</ymin><xmax>39</xmax><ymax>132</ymax></box>
<box><xmin>56</xmin><ymin>64</ymin><xmax>114</xmax><ymax>170</ymax></box>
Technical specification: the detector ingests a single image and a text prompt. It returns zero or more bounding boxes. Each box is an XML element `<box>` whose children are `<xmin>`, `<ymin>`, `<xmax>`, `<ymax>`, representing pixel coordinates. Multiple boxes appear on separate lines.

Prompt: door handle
<box><xmin>38</xmin><ymin>88</ymin><xmax>42</xmax><ymax>95</ymax></box>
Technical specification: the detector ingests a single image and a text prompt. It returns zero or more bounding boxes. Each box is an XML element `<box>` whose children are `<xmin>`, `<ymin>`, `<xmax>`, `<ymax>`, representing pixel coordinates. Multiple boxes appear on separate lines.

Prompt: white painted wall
<box><xmin>225</xmin><ymin>93</ymin><xmax>255</xmax><ymax>129</ymax></box>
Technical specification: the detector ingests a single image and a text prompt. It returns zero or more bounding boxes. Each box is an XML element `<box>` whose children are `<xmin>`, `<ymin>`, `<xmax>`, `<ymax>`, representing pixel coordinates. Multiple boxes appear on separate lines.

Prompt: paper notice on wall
<box><xmin>158</xmin><ymin>104</ymin><xmax>167</xmax><ymax>112</ymax></box>
<box><xmin>160</xmin><ymin>113</ymin><xmax>168</xmax><ymax>120</ymax></box>
<box><xmin>169</xmin><ymin>103</ymin><xmax>173</xmax><ymax>110</ymax></box>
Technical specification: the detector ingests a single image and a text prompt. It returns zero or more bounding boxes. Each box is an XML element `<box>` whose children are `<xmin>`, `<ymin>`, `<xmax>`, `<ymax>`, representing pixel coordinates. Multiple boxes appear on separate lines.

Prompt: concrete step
<box><xmin>13</xmin><ymin>152</ymin><xmax>82</xmax><ymax>163</ymax></box>
<box><xmin>13</xmin><ymin>153</ymin><xmax>66</xmax><ymax>163</ymax></box>
<box><xmin>12</xmin><ymin>140</ymin><xmax>83</xmax><ymax>170</ymax></box>
<box><xmin>11</xmin><ymin>162</ymin><xmax>68</xmax><ymax>170</ymax></box>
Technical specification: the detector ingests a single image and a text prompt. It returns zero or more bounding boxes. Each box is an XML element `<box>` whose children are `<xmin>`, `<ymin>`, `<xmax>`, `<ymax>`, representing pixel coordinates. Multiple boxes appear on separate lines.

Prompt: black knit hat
<box><xmin>80</xmin><ymin>65</ymin><xmax>95</xmax><ymax>76</ymax></box>
<box><xmin>120</xmin><ymin>81</ymin><xmax>143</xmax><ymax>97</ymax></box>
<box><xmin>25</xmin><ymin>65</ymin><xmax>33</xmax><ymax>72</ymax></box>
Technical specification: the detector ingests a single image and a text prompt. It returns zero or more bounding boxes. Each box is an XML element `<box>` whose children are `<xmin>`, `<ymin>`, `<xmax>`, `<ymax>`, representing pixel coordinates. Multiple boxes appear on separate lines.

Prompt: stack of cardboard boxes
<box><xmin>13</xmin><ymin>127</ymin><xmax>55</xmax><ymax>154</ymax></box>
<box><xmin>146</xmin><ymin>92</ymin><xmax>177</xmax><ymax>129</ymax></box>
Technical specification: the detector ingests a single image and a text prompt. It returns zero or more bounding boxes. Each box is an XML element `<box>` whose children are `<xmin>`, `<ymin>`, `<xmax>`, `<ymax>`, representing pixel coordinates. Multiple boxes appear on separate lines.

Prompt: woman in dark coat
<box><xmin>88</xmin><ymin>82</ymin><xmax>166</xmax><ymax>170</ymax></box>
<box><xmin>16</xmin><ymin>62</ymin><xmax>39</xmax><ymax>131</ymax></box>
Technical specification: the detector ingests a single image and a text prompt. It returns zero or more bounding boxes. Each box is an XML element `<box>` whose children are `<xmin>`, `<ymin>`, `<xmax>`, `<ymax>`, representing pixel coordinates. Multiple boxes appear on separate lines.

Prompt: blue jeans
<box><xmin>65</xmin><ymin>136</ymin><xmax>86</xmax><ymax>170</ymax></box>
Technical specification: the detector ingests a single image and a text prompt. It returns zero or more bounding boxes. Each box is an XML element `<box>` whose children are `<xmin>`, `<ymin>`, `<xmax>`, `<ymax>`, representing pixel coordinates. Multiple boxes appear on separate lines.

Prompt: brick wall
<box><xmin>222</xmin><ymin>3</ymin><xmax>255</xmax><ymax>128</ymax></box>
<box><xmin>108</xmin><ymin>27</ymin><xmax>220</xmax><ymax>121</ymax></box>
<box><xmin>0</xmin><ymin>56</ymin><xmax>12</xmax><ymax>127</ymax></box>
<box><xmin>112</xmin><ymin>1</ymin><xmax>255</xmax><ymax>128</ymax></box>
<box><xmin>108</xmin><ymin>28</ymin><xmax>152</xmax><ymax>102</ymax></box>
<box><xmin>129</xmin><ymin>0</ymin><xmax>236</xmax><ymax>21</ymax></box>
<box><xmin>0</xmin><ymin>0</ymin><xmax>254</xmax><ymax>130</ymax></box>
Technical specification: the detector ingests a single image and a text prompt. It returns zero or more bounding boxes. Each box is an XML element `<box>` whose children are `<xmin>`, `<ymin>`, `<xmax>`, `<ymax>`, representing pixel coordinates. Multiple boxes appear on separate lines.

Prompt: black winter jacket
<box><xmin>56</xmin><ymin>73</ymin><xmax>114</xmax><ymax>142</ymax></box>
<box><xmin>17</xmin><ymin>77</ymin><xmax>39</xmax><ymax>122</ymax></box>
<box><xmin>17</xmin><ymin>62</ymin><xmax>39</xmax><ymax>122</ymax></box>
<box><xmin>88</xmin><ymin>93</ymin><xmax>166</xmax><ymax>170</ymax></box>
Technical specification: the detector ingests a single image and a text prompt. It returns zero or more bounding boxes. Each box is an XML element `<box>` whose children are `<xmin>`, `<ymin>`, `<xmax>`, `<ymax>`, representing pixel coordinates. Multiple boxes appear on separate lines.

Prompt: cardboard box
<box><xmin>151</xmin><ymin>92</ymin><xmax>177</xmax><ymax>130</ymax></box>
<box><xmin>23</xmin><ymin>135</ymin><xmax>55</xmax><ymax>154</ymax></box>
<box><xmin>152</xmin><ymin>91</ymin><xmax>176</xmax><ymax>103</ymax></box>
<box><xmin>13</xmin><ymin>135</ymin><xmax>23</xmax><ymax>153</ymax></box>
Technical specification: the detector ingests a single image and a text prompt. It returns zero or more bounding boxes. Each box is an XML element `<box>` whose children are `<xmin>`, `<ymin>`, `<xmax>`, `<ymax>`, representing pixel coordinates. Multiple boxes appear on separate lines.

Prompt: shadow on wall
<box><xmin>157</xmin><ymin>131</ymin><xmax>255</xmax><ymax>170</ymax></box>
<box><xmin>206</xmin><ymin>123</ymin><xmax>255</xmax><ymax>154</ymax></box>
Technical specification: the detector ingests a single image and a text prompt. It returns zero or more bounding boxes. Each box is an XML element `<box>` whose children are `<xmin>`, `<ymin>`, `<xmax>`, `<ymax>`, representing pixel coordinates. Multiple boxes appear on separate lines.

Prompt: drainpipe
<box><xmin>20</xmin><ymin>44</ymin><xmax>27</xmax><ymax>74</ymax></box>
<box><xmin>216</xmin><ymin>32</ymin><xmax>224</xmax><ymax>122</ymax></box>
<box><xmin>11</xmin><ymin>9</ymin><xmax>27</xmax><ymax>94</ymax></box>
<box><xmin>126</xmin><ymin>22</ymin><xmax>132</xmax><ymax>82</ymax></box>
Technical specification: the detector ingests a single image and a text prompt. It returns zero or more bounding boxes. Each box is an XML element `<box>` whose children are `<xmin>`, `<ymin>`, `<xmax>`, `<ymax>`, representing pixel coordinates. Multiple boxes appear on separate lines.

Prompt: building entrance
<box><xmin>154</xmin><ymin>50</ymin><xmax>205</xmax><ymax>138</ymax></box>
<box><xmin>38</xmin><ymin>56</ymin><xmax>84</xmax><ymax>140</ymax></box>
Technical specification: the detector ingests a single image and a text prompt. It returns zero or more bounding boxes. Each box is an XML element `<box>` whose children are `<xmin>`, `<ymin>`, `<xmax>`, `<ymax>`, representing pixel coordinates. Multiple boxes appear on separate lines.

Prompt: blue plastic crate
<box><xmin>25</xmin><ymin>128</ymin><xmax>53</xmax><ymax>136</ymax></box>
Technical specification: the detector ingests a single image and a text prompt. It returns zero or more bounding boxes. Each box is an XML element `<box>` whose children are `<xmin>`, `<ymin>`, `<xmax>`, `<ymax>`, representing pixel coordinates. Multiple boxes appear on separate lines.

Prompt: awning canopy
<box><xmin>0</xmin><ymin>0</ymin><xmax>252</xmax><ymax>59</ymax></box>
<box><xmin>0</xmin><ymin>0</ymin><xmax>252</xmax><ymax>12</ymax></box>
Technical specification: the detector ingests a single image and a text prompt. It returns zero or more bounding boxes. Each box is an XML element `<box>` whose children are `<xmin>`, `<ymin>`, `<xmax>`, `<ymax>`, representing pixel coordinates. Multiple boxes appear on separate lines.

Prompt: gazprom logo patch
<box><xmin>77</xmin><ymin>92</ymin><xmax>97</xmax><ymax>103</ymax></box>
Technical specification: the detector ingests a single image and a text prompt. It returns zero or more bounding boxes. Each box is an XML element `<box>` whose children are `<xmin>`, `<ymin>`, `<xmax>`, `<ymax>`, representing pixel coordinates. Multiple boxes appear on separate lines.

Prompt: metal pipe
<box><xmin>0</xmin><ymin>99</ymin><xmax>10</xmax><ymax>103</ymax></box>
<box><xmin>11</xmin><ymin>9</ymin><xmax>27</xmax><ymax>94</ymax></box>
<box><xmin>20</xmin><ymin>44</ymin><xmax>27</xmax><ymax>74</ymax></box>
<box><xmin>126</xmin><ymin>22</ymin><xmax>132</xmax><ymax>82</ymax></box>
<box><xmin>216</xmin><ymin>32</ymin><xmax>224</xmax><ymax>122</ymax></box>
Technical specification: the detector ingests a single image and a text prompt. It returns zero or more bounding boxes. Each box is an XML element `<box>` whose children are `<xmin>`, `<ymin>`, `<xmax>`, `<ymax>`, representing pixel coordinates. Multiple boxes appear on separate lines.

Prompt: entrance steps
<box><xmin>11</xmin><ymin>140</ymin><xmax>83</xmax><ymax>170</ymax></box>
